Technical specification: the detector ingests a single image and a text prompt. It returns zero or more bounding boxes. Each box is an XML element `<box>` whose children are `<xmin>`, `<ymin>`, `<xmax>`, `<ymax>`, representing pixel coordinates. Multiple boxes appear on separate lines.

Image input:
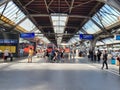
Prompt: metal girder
<box><xmin>64</xmin><ymin>0</ymin><xmax>70</xmax><ymax>7</ymax></box>
<box><xmin>96</xmin><ymin>0</ymin><xmax>120</xmax><ymax>12</ymax></box>
<box><xmin>14</xmin><ymin>0</ymin><xmax>42</xmax><ymax>34</ymax></box>
<box><xmin>67</xmin><ymin>2</ymin><xmax>102</xmax><ymax>43</ymax></box>
<box><xmin>78</xmin><ymin>2</ymin><xmax>101</xmax><ymax>30</ymax></box>
<box><xmin>9</xmin><ymin>16</ymin><xmax>27</xmax><ymax>31</ymax></box>
<box><xmin>43</xmin><ymin>0</ymin><xmax>54</xmax><ymax>28</ymax></box>
<box><xmin>0</xmin><ymin>0</ymin><xmax>12</xmax><ymax>7</ymax></box>
<box><xmin>48</xmin><ymin>0</ymin><xmax>54</xmax><ymax>7</ymax></box>
<box><xmin>44</xmin><ymin>0</ymin><xmax>50</xmax><ymax>13</ymax></box>
<box><xmin>73</xmin><ymin>0</ymin><xmax>94</xmax><ymax>8</ymax></box>
<box><xmin>24</xmin><ymin>0</ymin><xmax>34</xmax><ymax>7</ymax></box>
<box><xmin>69</xmin><ymin>0</ymin><xmax>74</xmax><ymax>14</ymax></box>
<box><xmin>34</xmin><ymin>32</ymin><xmax>76</xmax><ymax>36</ymax></box>
<box><xmin>81</xmin><ymin>28</ymin><xmax>88</xmax><ymax>34</ymax></box>
<box><xmin>91</xmin><ymin>18</ymin><xmax>110</xmax><ymax>35</ymax></box>
<box><xmin>44</xmin><ymin>0</ymin><xmax>56</xmax><ymax>43</ymax></box>
<box><xmin>41</xmin><ymin>25</ymin><xmax>77</xmax><ymax>29</ymax></box>
<box><xmin>0</xmin><ymin>1</ymin><xmax>8</xmax><ymax>18</ymax></box>
<box><xmin>30</xmin><ymin>14</ymin><xmax>90</xmax><ymax>19</ymax></box>
<box><xmin>29</xmin><ymin>27</ymin><xmax>38</xmax><ymax>32</ymax></box>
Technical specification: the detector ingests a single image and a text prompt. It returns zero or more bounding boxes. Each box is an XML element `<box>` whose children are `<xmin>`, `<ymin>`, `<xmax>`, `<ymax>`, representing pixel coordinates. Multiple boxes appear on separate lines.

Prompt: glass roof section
<box><xmin>93</xmin><ymin>4</ymin><xmax>120</xmax><ymax>28</ymax></box>
<box><xmin>69</xmin><ymin>4</ymin><xmax>120</xmax><ymax>45</ymax></box>
<box><xmin>1</xmin><ymin>1</ymin><xmax>26</xmax><ymax>24</ymax></box>
<box><xmin>51</xmin><ymin>13</ymin><xmax>68</xmax><ymax>45</ymax></box>
<box><xmin>101</xmin><ymin>38</ymin><xmax>112</xmax><ymax>44</ymax></box>
<box><xmin>68</xmin><ymin>36</ymin><xmax>80</xmax><ymax>45</ymax></box>
<box><xmin>97</xmin><ymin>37</ymin><xmax>120</xmax><ymax>45</ymax></box>
<box><xmin>83</xmin><ymin>20</ymin><xmax>100</xmax><ymax>34</ymax></box>
<box><xmin>0</xmin><ymin>1</ymin><xmax>50</xmax><ymax>43</ymax></box>
<box><xmin>41</xmin><ymin>37</ymin><xmax>50</xmax><ymax>44</ymax></box>
<box><xmin>19</xmin><ymin>18</ymin><xmax>36</xmax><ymax>32</ymax></box>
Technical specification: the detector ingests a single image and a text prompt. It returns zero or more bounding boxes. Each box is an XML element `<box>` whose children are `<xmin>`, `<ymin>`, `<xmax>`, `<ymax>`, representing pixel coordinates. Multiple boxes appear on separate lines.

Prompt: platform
<box><xmin>0</xmin><ymin>56</ymin><xmax>120</xmax><ymax>90</ymax></box>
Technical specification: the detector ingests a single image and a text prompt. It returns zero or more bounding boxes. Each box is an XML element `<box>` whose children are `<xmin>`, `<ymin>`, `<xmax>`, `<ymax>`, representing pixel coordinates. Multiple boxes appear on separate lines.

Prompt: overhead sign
<box><xmin>0</xmin><ymin>39</ymin><xmax>18</xmax><ymax>44</ymax></box>
<box><xmin>115</xmin><ymin>35</ymin><xmax>120</xmax><ymax>40</ymax></box>
<box><xmin>20</xmin><ymin>33</ymin><xmax>35</xmax><ymax>38</ymax></box>
<box><xmin>79</xmin><ymin>34</ymin><xmax>94</xmax><ymax>40</ymax></box>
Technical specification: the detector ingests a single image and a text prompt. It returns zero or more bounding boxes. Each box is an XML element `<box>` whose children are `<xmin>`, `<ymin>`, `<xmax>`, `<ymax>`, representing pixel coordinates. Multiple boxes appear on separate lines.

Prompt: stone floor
<box><xmin>0</xmin><ymin>56</ymin><xmax>120</xmax><ymax>90</ymax></box>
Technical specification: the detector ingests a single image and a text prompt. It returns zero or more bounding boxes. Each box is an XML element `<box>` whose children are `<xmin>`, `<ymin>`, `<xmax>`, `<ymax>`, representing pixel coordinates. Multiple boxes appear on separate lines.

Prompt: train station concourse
<box><xmin>0</xmin><ymin>0</ymin><xmax>120</xmax><ymax>90</ymax></box>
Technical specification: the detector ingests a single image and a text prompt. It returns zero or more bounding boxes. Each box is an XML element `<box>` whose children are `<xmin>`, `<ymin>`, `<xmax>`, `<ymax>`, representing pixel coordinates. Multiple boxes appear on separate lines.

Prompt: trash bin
<box><xmin>111</xmin><ymin>58</ymin><xmax>116</xmax><ymax>64</ymax></box>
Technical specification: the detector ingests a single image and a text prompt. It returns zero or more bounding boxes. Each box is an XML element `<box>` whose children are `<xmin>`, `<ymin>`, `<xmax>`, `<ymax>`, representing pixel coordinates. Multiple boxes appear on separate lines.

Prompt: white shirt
<box><xmin>4</xmin><ymin>50</ymin><xmax>9</xmax><ymax>56</ymax></box>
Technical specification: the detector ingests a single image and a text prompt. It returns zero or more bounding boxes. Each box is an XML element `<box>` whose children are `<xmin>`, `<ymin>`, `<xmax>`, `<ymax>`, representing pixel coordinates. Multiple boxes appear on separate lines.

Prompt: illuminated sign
<box><xmin>20</xmin><ymin>33</ymin><xmax>35</xmax><ymax>38</ymax></box>
<box><xmin>0</xmin><ymin>39</ymin><xmax>4</xmax><ymax>43</ymax></box>
<box><xmin>79</xmin><ymin>34</ymin><xmax>94</xmax><ymax>40</ymax></box>
<box><xmin>115</xmin><ymin>35</ymin><xmax>120</xmax><ymax>40</ymax></box>
<box><xmin>1</xmin><ymin>39</ymin><xmax>18</xmax><ymax>44</ymax></box>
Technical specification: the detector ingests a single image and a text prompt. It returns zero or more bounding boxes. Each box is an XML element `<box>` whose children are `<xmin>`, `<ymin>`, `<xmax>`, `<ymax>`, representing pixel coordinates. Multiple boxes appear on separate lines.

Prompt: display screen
<box><xmin>79</xmin><ymin>34</ymin><xmax>94</xmax><ymax>40</ymax></box>
<box><xmin>20</xmin><ymin>33</ymin><xmax>35</xmax><ymax>38</ymax></box>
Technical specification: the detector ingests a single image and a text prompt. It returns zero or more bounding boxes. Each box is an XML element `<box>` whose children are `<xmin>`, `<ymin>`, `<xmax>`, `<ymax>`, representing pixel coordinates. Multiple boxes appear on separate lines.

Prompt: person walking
<box><xmin>3</xmin><ymin>49</ymin><xmax>9</xmax><ymax>62</ymax></box>
<box><xmin>28</xmin><ymin>48</ymin><xmax>34</xmax><ymax>63</ymax></box>
<box><xmin>101</xmin><ymin>50</ymin><xmax>108</xmax><ymax>69</ymax></box>
<box><xmin>9</xmin><ymin>51</ymin><xmax>13</xmax><ymax>61</ymax></box>
<box><xmin>97</xmin><ymin>49</ymin><xmax>102</xmax><ymax>63</ymax></box>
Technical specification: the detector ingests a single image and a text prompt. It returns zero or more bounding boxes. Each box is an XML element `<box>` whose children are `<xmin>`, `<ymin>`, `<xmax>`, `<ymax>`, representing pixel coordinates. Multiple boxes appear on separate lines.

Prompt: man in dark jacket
<box><xmin>101</xmin><ymin>50</ymin><xmax>108</xmax><ymax>69</ymax></box>
<box><xmin>97</xmin><ymin>49</ymin><xmax>102</xmax><ymax>63</ymax></box>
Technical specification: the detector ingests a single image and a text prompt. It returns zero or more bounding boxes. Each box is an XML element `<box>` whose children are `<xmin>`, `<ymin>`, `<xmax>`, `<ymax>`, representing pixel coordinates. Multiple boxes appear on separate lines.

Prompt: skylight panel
<box><xmin>51</xmin><ymin>13</ymin><xmax>68</xmax><ymax>44</ymax></box>
<box><xmin>19</xmin><ymin>18</ymin><xmax>36</xmax><ymax>31</ymax></box>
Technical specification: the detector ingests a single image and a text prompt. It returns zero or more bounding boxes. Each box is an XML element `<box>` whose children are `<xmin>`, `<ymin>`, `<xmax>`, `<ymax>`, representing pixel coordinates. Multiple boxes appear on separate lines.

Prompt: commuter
<box><xmin>97</xmin><ymin>49</ymin><xmax>102</xmax><ymax>63</ymax></box>
<box><xmin>116</xmin><ymin>55</ymin><xmax>120</xmax><ymax>74</ymax></box>
<box><xmin>89</xmin><ymin>49</ymin><xmax>94</xmax><ymax>62</ymax></box>
<box><xmin>53</xmin><ymin>49</ymin><xmax>59</xmax><ymax>63</ymax></box>
<box><xmin>72</xmin><ymin>46</ymin><xmax>75</xmax><ymax>59</ymax></box>
<box><xmin>0</xmin><ymin>49</ymin><xmax>2</xmax><ymax>58</ymax></box>
<box><xmin>101</xmin><ymin>50</ymin><xmax>108</xmax><ymax>69</ymax></box>
<box><xmin>60</xmin><ymin>48</ymin><xmax>64</xmax><ymax>63</ymax></box>
<box><xmin>51</xmin><ymin>48</ymin><xmax>55</xmax><ymax>61</ymax></box>
<box><xmin>44</xmin><ymin>50</ymin><xmax>49</xmax><ymax>62</ymax></box>
<box><xmin>9</xmin><ymin>52</ymin><xmax>13</xmax><ymax>61</ymax></box>
<box><xmin>20</xmin><ymin>48</ymin><xmax>24</xmax><ymax>57</ymax></box>
<box><xmin>60</xmin><ymin>49</ymin><xmax>64</xmax><ymax>58</ymax></box>
<box><xmin>28</xmin><ymin>48</ymin><xmax>34</xmax><ymax>63</ymax></box>
<box><xmin>93</xmin><ymin>51</ymin><xmax>96</xmax><ymax>62</ymax></box>
<box><xmin>3</xmin><ymin>49</ymin><xmax>9</xmax><ymax>62</ymax></box>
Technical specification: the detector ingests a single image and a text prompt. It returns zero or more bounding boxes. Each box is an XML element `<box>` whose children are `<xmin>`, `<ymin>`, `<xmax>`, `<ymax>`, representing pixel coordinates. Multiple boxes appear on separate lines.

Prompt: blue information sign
<box><xmin>115</xmin><ymin>35</ymin><xmax>120</xmax><ymax>40</ymax></box>
<box><xmin>79</xmin><ymin>34</ymin><xmax>94</xmax><ymax>40</ymax></box>
<box><xmin>0</xmin><ymin>39</ymin><xmax>4</xmax><ymax>43</ymax></box>
<box><xmin>4</xmin><ymin>39</ymin><xmax>11</xmax><ymax>43</ymax></box>
<box><xmin>20</xmin><ymin>33</ymin><xmax>35</xmax><ymax>38</ymax></box>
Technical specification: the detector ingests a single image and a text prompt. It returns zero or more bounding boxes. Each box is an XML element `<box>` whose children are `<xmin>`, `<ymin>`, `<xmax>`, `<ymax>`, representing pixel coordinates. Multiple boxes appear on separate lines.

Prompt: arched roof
<box><xmin>13</xmin><ymin>0</ymin><xmax>104</xmax><ymax>45</ymax></box>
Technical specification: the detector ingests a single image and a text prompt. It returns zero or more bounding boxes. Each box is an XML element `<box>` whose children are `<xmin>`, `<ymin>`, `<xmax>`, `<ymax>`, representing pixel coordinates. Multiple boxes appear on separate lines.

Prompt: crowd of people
<box><xmin>1</xmin><ymin>48</ymin><xmax>13</xmax><ymax>62</ymax></box>
<box><xmin>44</xmin><ymin>48</ymin><xmax>65</xmax><ymax>63</ymax></box>
<box><xmin>88</xmin><ymin>49</ymin><xmax>108</xmax><ymax>69</ymax></box>
<box><xmin>1</xmin><ymin>47</ymin><xmax>120</xmax><ymax>74</ymax></box>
